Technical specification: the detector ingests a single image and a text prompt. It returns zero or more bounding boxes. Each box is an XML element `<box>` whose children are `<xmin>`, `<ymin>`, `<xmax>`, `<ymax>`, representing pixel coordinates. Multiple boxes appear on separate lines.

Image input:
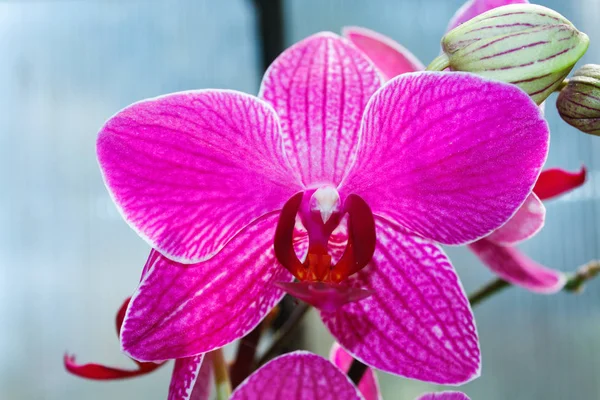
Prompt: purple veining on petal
<box><xmin>121</xmin><ymin>215</ymin><xmax>298</xmax><ymax>361</ymax></box>
<box><xmin>447</xmin><ymin>0</ymin><xmax>530</xmax><ymax>33</ymax></box>
<box><xmin>417</xmin><ymin>392</ymin><xmax>471</xmax><ymax>400</ymax></box>
<box><xmin>259</xmin><ymin>32</ymin><xmax>381</xmax><ymax>187</ymax></box>
<box><xmin>469</xmin><ymin>238</ymin><xmax>566</xmax><ymax>293</ymax></box>
<box><xmin>340</xmin><ymin>72</ymin><xmax>549</xmax><ymax>245</ymax></box>
<box><xmin>321</xmin><ymin>217</ymin><xmax>480</xmax><ymax>384</ymax></box>
<box><xmin>97</xmin><ymin>90</ymin><xmax>302</xmax><ymax>263</ymax></box>
<box><xmin>168</xmin><ymin>355</ymin><xmax>204</xmax><ymax>400</ymax></box>
<box><xmin>486</xmin><ymin>193</ymin><xmax>545</xmax><ymax>246</ymax></box>
<box><xmin>230</xmin><ymin>351</ymin><xmax>363</xmax><ymax>400</ymax></box>
<box><xmin>276</xmin><ymin>281</ymin><xmax>374</xmax><ymax>313</ymax></box>
<box><xmin>342</xmin><ymin>26</ymin><xmax>424</xmax><ymax>80</ymax></box>
<box><xmin>330</xmin><ymin>343</ymin><xmax>381</xmax><ymax>400</ymax></box>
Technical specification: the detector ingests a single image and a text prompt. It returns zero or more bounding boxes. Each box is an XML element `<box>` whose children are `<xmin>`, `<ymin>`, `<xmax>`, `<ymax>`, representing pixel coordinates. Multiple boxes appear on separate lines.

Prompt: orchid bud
<box><xmin>557</xmin><ymin>64</ymin><xmax>600</xmax><ymax>136</ymax></box>
<box><xmin>440</xmin><ymin>4</ymin><xmax>589</xmax><ymax>105</ymax></box>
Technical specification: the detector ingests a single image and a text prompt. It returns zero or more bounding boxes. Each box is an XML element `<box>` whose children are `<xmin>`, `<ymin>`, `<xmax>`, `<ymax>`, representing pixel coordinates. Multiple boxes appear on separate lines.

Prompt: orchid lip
<box><xmin>274</xmin><ymin>189</ymin><xmax>376</xmax><ymax>284</ymax></box>
<box><xmin>275</xmin><ymin>281</ymin><xmax>374</xmax><ymax>312</ymax></box>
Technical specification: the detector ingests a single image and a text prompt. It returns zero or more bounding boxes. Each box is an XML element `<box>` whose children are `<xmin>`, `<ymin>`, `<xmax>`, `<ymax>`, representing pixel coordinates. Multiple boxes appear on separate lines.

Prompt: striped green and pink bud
<box><xmin>557</xmin><ymin>64</ymin><xmax>600</xmax><ymax>135</ymax></box>
<box><xmin>436</xmin><ymin>4</ymin><xmax>589</xmax><ymax>104</ymax></box>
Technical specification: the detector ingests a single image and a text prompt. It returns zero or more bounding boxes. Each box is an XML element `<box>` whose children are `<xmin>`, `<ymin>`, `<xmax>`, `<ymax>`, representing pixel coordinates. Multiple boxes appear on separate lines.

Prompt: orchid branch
<box><xmin>468</xmin><ymin>260</ymin><xmax>600</xmax><ymax>307</ymax></box>
<box><xmin>212</xmin><ymin>349</ymin><xmax>232</xmax><ymax>400</ymax></box>
<box><xmin>425</xmin><ymin>54</ymin><xmax>450</xmax><ymax>71</ymax></box>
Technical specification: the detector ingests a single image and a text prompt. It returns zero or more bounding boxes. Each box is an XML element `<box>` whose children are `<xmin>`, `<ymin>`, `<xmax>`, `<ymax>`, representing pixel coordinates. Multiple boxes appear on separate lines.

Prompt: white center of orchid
<box><xmin>310</xmin><ymin>186</ymin><xmax>341</xmax><ymax>224</ymax></box>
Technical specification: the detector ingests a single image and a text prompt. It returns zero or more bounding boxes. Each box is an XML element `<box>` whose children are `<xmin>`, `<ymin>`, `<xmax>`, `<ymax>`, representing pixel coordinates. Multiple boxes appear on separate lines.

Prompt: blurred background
<box><xmin>0</xmin><ymin>0</ymin><xmax>599</xmax><ymax>399</ymax></box>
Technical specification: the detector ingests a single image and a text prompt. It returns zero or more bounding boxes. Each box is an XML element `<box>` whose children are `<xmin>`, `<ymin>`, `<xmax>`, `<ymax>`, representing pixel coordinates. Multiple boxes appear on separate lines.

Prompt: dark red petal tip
<box><xmin>64</xmin><ymin>353</ymin><xmax>165</xmax><ymax>380</ymax></box>
<box><xmin>533</xmin><ymin>166</ymin><xmax>587</xmax><ymax>201</ymax></box>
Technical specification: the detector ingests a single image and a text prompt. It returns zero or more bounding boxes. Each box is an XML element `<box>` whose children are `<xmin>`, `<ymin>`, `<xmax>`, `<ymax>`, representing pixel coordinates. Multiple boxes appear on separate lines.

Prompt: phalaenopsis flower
<box><xmin>97</xmin><ymin>30</ymin><xmax>548</xmax><ymax>385</ymax></box>
<box><xmin>344</xmin><ymin>0</ymin><xmax>587</xmax><ymax>294</ymax></box>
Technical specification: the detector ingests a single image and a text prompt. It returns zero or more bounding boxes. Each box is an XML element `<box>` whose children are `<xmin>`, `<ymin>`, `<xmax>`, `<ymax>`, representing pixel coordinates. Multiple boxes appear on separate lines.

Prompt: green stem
<box><xmin>425</xmin><ymin>54</ymin><xmax>450</xmax><ymax>71</ymax></box>
<box><xmin>212</xmin><ymin>349</ymin><xmax>232</xmax><ymax>400</ymax></box>
<box><xmin>255</xmin><ymin>302</ymin><xmax>311</xmax><ymax>367</ymax></box>
<box><xmin>468</xmin><ymin>260</ymin><xmax>600</xmax><ymax>307</ymax></box>
<box><xmin>555</xmin><ymin>79</ymin><xmax>569</xmax><ymax>92</ymax></box>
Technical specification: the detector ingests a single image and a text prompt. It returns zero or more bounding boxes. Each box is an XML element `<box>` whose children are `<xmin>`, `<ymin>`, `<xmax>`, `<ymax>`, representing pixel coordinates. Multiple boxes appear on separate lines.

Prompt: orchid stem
<box><xmin>425</xmin><ymin>54</ymin><xmax>450</xmax><ymax>71</ymax></box>
<box><xmin>255</xmin><ymin>302</ymin><xmax>311</xmax><ymax>367</ymax></box>
<box><xmin>230</xmin><ymin>322</ymin><xmax>265</xmax><ymax>388</ymax></box>
<box><xmin>212</xmin><ymin>349</ymin><xmax>232</xmax><ymax>400</ymax></box>
<box><xmin>555</xmin><ymin>79</ymin><xmax>569</xmax><ymax>92</ymax></box>
<box><xmin>468</xmin><ymin>260</ymin><xmax>600</xmax><ymax>307</ymax></box>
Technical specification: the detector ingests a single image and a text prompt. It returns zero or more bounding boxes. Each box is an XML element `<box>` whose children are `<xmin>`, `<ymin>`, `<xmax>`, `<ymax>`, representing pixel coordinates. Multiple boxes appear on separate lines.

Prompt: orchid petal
<box><xmin>486</xmin><ymin>193</ymin><xmax>545</xmax><ymax>246</ymax></box>
<box><xmin>340</xmin><ymin>72</ymin><xmax>549</xmax><ymax>245</ymax></box>
<box><xmin>533</xmin><ymin>166</ymin><xmax>587</xmax><ymax>201</ymax></box>
<box><xmin>260</xmin><ymin>32</ymin><xmax>381</xmax><ymax>187</ymax></box>
<box><xmin>342</xmin><ymin>26</ymin><xmax>424</xmax><ymax>80</ymax></box>
<box><xmin>321</xmin><ymin>217</ymin><xmax>480</xmax><ymax>384</ymax></box>
<box><xmin>446</xmin><ymin>0</ymin><xmax>529</xmax><ymax>33</ymax></box>
<box><xmin>231</xmin><ymin>351</ymin><xmax>363</xmax><ymax>400</ymax></box>
<box><xmin>469</xmin><ymin>238</ymin><xmax>566</xmax><ymax>293</ymax></box>
<box><xmin>121</xmin><ymin>215</ymin><xmax>296</xmax><ymax>361</ymax></box>
<box><xmin>168</xmin><ymin>355</ymin><xmax>204</xmax><ymax>400</ymax></box>
<box><xmin>190</xmin><ymin>353</ymin><xmax>213</xmax><ymax>400</ymax></box>
<box><xmin>417</xmin><ymin>392</ymin><xmax>471</xmax><ymax>400</ymax></box>
<box><xmin>97</xmin><ymin>90</ymin><xmax>302</xmax><ymax>263</ymax></box>
<box><xmin>329</xmin><ymin>343</ymin><xmax>381</xmax><ymax>400</ymax></box>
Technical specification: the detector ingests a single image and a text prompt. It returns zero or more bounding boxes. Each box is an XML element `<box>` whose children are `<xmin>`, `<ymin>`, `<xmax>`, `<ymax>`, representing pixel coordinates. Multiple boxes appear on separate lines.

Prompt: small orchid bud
<box><xmin>557</xmin><ymin>64</ymin><xmax>600</xmax><ymax>136</ymax></box>
<box><xmin>439</xmin><ymin>4</ymin><xmax>589</xmax><ymax>104</ymax></box>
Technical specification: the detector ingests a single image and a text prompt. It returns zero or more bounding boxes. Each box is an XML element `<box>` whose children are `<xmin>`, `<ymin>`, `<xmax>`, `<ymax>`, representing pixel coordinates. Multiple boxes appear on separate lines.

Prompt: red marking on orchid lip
<box><xmin>64</xmin><ymin>297</ymin><xmax>166</xmax><ymax>380</ymax></box>
<box><xmin>533</xmin><ymin>166</ymin><xmax>586</xmax><ymax>201</ymax></box>
<box><xmin>274</xmin><ymin>191</ymin><xmax>376</xmax><ymax>283</ymax></box>
<box><xmin>275</xmin><ymin>281</ymin><xmax>374</xmax><ymax>312</ymax></box>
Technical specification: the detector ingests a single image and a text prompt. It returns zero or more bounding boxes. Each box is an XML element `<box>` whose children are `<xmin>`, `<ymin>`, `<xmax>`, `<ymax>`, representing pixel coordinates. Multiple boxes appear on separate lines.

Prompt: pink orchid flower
<box><xmin>231</xmin><ymin>351</ymin><xmax>469</xmax><ymax>400</ymax></box>
<box><xmin>344</xmin><ymin>0</ymin><xmax>585</xmax><ymax>293</ymax></box>
<box><xmin>98</xmin><ymin>32</ymin><xmax>548</xmax><ymax>384</ymax></box>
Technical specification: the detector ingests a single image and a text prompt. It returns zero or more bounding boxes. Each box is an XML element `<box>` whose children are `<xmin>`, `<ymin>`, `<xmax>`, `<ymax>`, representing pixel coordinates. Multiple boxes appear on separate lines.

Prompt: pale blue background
<box><xmin>0</xmin><ymin>0</ymin><xmax>598</xmax><ymax>399</ymax></box>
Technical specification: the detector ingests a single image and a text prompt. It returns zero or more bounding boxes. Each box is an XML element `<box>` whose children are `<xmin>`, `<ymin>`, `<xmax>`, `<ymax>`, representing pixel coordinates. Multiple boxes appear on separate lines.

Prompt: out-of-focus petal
<box><xmin>260</xmin><ymin>32</ymin><xmax>381</xmax><ymax>188</ymax></box>
<box><xmin>446</xmin><ymin>0</ymin><xmax>529</xmax><ymax>32</ymax></box>
<box><xmin>168</xmin><ymin>355</ymin><xmax>204</xmax><ymax>400</ymax></box>
<box><xmin>342</xmin><ymin>26</ymin><xmax>424</xmax><ymax>80</ymax></box>
<box><xmin>533</xmin><ymin>166</ymin><xmax>587</xmax><ymax>201</ymax></box>
<box><xmin>417</xmin><ymin>392</ymin><xmax>471</xmax><ymax>400</ymax></box>
<box><xmin>63</xmin><ymin>354</ymin><xmax>164</xmax><ymax>380</ymax></box>
<box><xmin>276</xmin><ymin>281</ymin><xmax>373</xmax><ymax>312</ymax></box>
<box><xmin>486</xmin><ymin>193</ymin><xmax>545</xmax><ymax>246</ymax></box>
<box><xmin>329</xmin><ymin>343</ymin><xmax>381</xmax><ymax>400</ymax></box>
<box><xmin>64</xmin><ymin>297</ymin><xmax>166</xmax><ymax>380</ymax></box>
<box><xmin>121</xmin><ymin>215</ymin><xmax>296</xmax><ymax>361</ymax></box>
<box><xmin>469</xmin><ymin>238</ymin><xmax>566</xmax><ymax>293</ymax></box>
<box><xmin>340</xmin><ymin>72</ymin><xmax>549</xmax><ymax>245</ymax></box>
<box><xmin>230</xmin><ymin>351</ymin><xmax>363</xmax><ymax>400</ymax></box>
<box><xmin>189</xmin><ymin>353</ymin><xmax>213</xmax><ymax>400</ymax></box>
<box><xmin>97</xmin><ymin>90</ymin><xmax>302</xmax><ymax>264</ymax></box>
<box><xmin>321</xmin><ymin>217</ymin><xmax>480</xmax><ymax>385</ymax></box>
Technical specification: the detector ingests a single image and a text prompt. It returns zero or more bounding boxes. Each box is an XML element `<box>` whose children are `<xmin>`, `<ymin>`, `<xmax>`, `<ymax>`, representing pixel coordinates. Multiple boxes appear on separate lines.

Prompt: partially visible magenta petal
<box><xmin>230</xmin><ymin>351</ymin><xmax>363</xmax><ymax>400</ymax></box>
<box><xmin>276</xmin><ymin>281</ymin><xmax>374</xmax><ymax>313</ymax></box>
<box><xmin>190</xmin><ymin>353</ymin><xmax>213</xmax><ymax>400</ymax></box>
<box><xmin>260</xmin><ymin>32</ymin><xmax>381</xmax><ymax>187</ymax></box>
<box><xmin>340</xmin><ymin>72</ymin><xmax>549</xmax><ymax>245</ymax></box>
<box><xmin>321</xmin><ymin>217</ymin><xmax>480</xmax><ymax>384</ymax></box>
<box><xmin>486</xmin><ymin>193</ymin><xmax>545</xmax><ymax>246</ymax></box>
<box><xmin>533</xmin><ymin>166</ymin><xmax>587</xmax><ymax>201</ymax></box>
<box><xmin>469</xmin><ymin>239</ymin><xmax>566</xmax><ymax>293</ymax></box>
<box><xmin>168</xmin><ymin>356</ymin><xmax>204</xmax><ymax>400</ymax></box>
<box><xmin>121</xmin><ymin>215</ymin><xmax>296</xmax><ymax>361</ymax></box>
<box><xmin>417</xmin><ymin>392</ymin><xmax>471</xmax><ymax>400</ymax></box>
<box><xmin>342</xmin><ymin>26</ymin><xmax>424</xmax><ymax>80</ymax></box>
<box><xmin>97</xmin><ymin>90</ymin><xmax>302</xmax><ymax>263</ymax></box>
<box><xmin>446</xmin><ymin>0</ymin><xmax>529</xmax><ymax>32</ymax></box>
<box><xmin>329</xmin><ymin>343</ymin><xmax>381</xmax><ymax>400</ymax></box>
